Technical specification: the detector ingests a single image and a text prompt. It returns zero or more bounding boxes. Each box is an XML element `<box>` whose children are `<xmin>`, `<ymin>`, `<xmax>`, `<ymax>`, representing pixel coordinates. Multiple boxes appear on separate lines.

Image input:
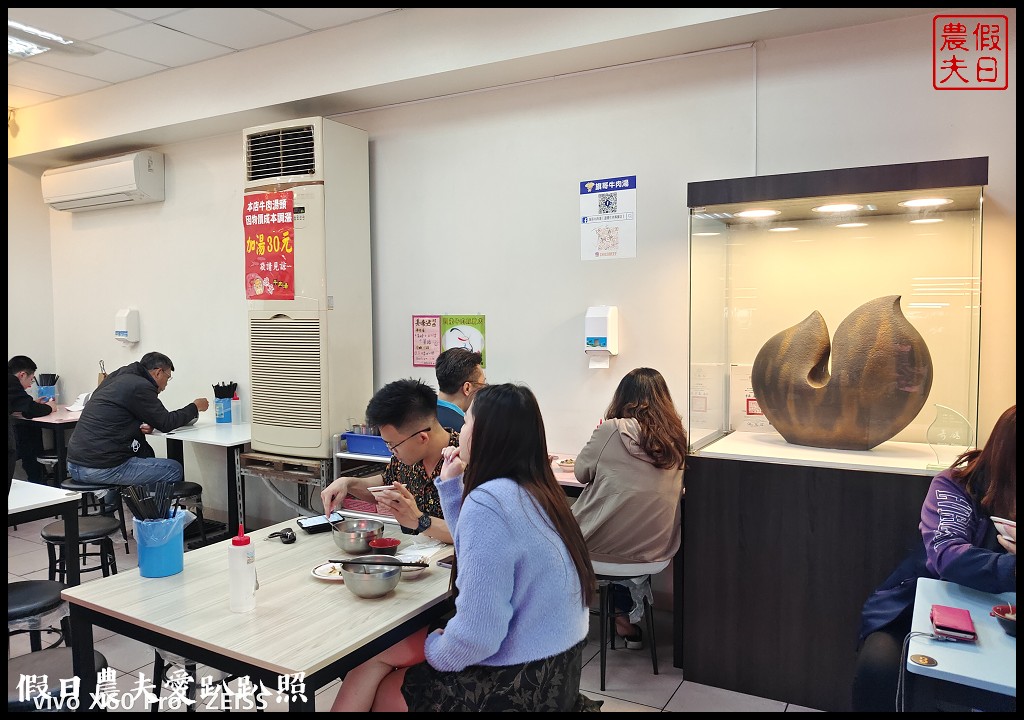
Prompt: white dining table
<box><xmin>9</xmin><ymin>478</ymin><xmax>83</xmax><ymax>585</ymax></box>
<box><xmin>62</xmin><ymin>519</ymin><xmax>453</xmax><ymax>711</ymax></box>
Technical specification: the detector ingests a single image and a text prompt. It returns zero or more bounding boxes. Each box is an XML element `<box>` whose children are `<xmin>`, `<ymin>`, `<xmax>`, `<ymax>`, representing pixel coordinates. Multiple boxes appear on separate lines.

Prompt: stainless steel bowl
<box><xmin>332</xmin><ymin>518</ymin><xmax>385</xmax><ymax>554</ymax></box>
<box><xmin>340</xmin><ymin>555</ymin><xmax>402</xmax><ymax>598</ymax></box>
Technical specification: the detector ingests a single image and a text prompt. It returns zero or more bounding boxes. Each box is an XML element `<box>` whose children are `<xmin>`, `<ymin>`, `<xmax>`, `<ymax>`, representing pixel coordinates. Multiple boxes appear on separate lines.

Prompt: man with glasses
<box><xmin>66</xmin><ymin>352</ymin><xmax>210</xmax><ymax>504</ymax></box>
<box><xmin>8</xmin><ymin>355</ymin><xmax>57</xmax><ymax>484</ymax></box>
<box><xmin>434</xmin><ymin>348</ymin><xmax>485</xmax><ymax>432</ymax></box>
<box><xmin>321</xmin><ymin>378</ymin><xmax>455</xmax><ymax>544</ymax></box>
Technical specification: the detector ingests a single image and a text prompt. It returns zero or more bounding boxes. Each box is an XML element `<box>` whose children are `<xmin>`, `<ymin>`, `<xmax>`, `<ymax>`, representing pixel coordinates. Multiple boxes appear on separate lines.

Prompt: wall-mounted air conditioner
<box><xmin>244</xmin><ymin>117</ymin><xmax>373</xmax><ymax>460</ymax></box>
<box><xmin>41</xmin><ymin>150</ymin><xmax>165</xmax><ymax>212</ymax></box>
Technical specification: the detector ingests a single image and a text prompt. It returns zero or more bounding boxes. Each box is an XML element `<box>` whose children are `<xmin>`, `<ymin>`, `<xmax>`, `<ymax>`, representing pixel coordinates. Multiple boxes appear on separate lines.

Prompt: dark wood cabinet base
<box><xmin>674</xmin><ymin>455</ymin><xmax>930</xmax><ymax>712</ymax></box>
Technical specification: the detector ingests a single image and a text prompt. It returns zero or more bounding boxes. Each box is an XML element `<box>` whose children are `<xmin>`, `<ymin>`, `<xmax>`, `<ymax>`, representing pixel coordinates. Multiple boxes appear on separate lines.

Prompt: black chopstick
<box><xmin>329</xmin><ymin>558</ymin><xmax>429</xmax><ymax>568</ymax></box>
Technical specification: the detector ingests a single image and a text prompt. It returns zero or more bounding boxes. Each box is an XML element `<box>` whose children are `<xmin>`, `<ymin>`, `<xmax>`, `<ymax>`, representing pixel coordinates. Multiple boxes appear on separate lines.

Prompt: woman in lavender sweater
<box><xmin>332</xmin><ymin>383</ymin><xmax>598</xmax><ymax>712</ymax></box>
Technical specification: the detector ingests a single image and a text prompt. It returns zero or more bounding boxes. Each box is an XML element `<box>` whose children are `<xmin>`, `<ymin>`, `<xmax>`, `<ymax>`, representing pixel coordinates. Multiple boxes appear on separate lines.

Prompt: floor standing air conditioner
<box><xmin>243</xmin><ymin>117</ymin><xmax>373</xmax><ymax>460</ymax></box>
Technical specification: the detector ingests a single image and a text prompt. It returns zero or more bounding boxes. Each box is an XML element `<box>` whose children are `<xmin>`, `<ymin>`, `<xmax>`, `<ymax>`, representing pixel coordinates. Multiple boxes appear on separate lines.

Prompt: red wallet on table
<box><xmin>930</xmin><ymin>604</ymin><xmax>977</xmax><ymax>642</ymax></box>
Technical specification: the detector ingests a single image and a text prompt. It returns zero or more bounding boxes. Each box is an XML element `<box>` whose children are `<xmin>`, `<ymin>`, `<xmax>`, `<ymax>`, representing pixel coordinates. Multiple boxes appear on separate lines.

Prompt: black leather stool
<box><xmin>170</xmin><ymin>481</ymin><xmax>207</xmax><ymax>544</ymax></box>
<box><xmin>60</xmin><ymin>479</ymin><xmax>131</xmax><ymax>552</ymax></box>
<box><xmin>590</xmin><ymin>558</ymin><xmax>669</xmax><ymax>692</ymax></box>
<box><xmin>8</xmin><ymin>580</ymin><xmax>70</xmax><ymax>653</ymax></box>
<box><xmin>41</xmin><ymin>515</ymin><xmax>120</xmax><ymax>584</ymax></box>
<box><xmin>8</xmin><ymin>647</ymin><xmax>109</xmax><ymax>711</ymax></box>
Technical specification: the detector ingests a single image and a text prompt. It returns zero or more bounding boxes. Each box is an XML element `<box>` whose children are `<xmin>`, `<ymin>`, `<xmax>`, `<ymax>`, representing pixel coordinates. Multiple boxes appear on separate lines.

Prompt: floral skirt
<box><xmin>401</xmin><ymin>639</ymin><xmax>600</xmax><ymax>712</ymax></box>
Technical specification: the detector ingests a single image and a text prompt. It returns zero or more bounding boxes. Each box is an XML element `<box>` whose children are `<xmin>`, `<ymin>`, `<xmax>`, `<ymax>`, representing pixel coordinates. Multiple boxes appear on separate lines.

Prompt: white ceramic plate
<box><xmin>311</xmin><ymin>562</ymin><xmax>345</xmax><ymax>581</ymax></box>
<box><xmin>556</xmin><ymin>459</ymin><xmax>576</xmax><ymax>473</ymax></box>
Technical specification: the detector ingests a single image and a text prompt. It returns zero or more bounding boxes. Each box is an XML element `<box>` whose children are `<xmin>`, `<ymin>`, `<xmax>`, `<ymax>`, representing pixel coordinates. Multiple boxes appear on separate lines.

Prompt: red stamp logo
<box><xmin>933</xmin><ymin>15</ymin><xmax>1009</xmax><ymax>90</ymax></box>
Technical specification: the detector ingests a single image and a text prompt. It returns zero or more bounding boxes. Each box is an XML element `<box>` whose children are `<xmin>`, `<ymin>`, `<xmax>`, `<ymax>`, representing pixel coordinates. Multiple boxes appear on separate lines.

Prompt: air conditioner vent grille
<box><xmin>249</xmin><ymin>317</ymin><xmax>323</xmax><ymax>429</ymax></box>
<box><xmin>246</xmin><ymin>125</ymin><xmax>316</xmax><ymax>182</ymax></box>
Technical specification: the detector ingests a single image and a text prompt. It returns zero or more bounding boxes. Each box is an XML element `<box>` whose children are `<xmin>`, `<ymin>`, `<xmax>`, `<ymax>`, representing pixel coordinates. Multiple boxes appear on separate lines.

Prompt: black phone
<box><xmin>436</xmin><ymin>553</ymin><xmax>456</xmax><ymax>569</ymax></box>
<box><xmin>296</xmin><ymin>512</ymin><xmax>343</xmax><ymax>534</ymax></box>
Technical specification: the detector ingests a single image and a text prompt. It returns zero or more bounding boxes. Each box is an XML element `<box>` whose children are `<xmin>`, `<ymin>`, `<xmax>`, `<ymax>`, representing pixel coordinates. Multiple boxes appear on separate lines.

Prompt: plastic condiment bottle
<box><xmin>228</xmin><ymin>523</ymin><xmax>257</xmax><ymax>613</ymax></box>
<box><xmin>231</xmin><ymin>393</ymin><xmax>241</xmax><ymax>424</ymax></box>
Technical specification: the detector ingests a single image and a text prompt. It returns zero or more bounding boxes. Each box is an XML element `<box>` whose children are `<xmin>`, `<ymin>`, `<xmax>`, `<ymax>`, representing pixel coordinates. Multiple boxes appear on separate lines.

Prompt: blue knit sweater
<box><xmin>424</xmin><ymin>474</ymin><xmax>589</xmax><ymax>672</ymax></box>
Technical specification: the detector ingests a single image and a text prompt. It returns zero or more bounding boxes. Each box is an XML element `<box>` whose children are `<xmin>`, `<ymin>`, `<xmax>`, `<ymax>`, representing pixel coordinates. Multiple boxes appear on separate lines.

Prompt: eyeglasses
<box><xmin>385</xmin><ymin>427</ymin><xmax>431</xmax><ymax>453</ymax></box>
<box><xmin>161</xmin><ymin>369</ymin><xmax>173</xmax><ymax>381</ymax></box>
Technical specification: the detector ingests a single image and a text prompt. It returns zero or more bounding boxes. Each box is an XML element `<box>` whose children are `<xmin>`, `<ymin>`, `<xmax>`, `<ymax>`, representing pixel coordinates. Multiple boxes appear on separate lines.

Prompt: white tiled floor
<box><xmin>8</xmin><ymin>509</ymin><xmax>823</xmax><ymax>712</ymax></box>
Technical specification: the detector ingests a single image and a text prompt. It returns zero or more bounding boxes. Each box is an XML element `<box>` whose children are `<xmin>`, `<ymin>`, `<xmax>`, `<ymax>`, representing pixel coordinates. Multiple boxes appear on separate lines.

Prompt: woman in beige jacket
<box><xmin>571</xmin><ymin>367</ymin><xmax>687</xmax><ymax>646</ymax></box>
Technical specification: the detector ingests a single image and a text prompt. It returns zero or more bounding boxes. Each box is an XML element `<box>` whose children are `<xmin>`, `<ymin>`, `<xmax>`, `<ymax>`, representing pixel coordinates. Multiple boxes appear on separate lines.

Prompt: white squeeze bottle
<box><xmin>228</xmin><ymin>523</ymin><xmax>257</xmax><ymax>613</ymax></box>
<box><xmin>231</xmin><ymin>392</ymin><xmax>241</xmax><ymax>425</ymax></box>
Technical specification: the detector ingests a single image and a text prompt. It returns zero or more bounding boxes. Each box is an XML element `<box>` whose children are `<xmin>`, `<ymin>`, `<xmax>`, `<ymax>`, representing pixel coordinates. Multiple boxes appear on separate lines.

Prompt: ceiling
<box><xmin>7</xmin><ymin>8</ymin><xmax>401</xmax><ymax>112</ymax></box>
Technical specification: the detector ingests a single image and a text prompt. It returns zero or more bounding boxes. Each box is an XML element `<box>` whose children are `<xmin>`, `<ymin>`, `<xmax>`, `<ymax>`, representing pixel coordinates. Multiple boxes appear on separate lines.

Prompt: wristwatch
<box><xmin>413</xmin><ymin>513</ymin><xmax>432</xmax><ymax>535</ymax></box>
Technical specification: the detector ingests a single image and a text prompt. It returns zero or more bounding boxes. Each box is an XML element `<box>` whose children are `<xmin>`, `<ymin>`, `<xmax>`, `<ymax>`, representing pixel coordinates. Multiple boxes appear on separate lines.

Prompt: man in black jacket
<box><xmin>66</xmin><ymin>352</ymin><xmax>209</xmax><ymax>500</ymax></box>
<box><xmin>8</xmin><ymin>355</ymin><xmax>58</xmax><ymax>484</ymax></box>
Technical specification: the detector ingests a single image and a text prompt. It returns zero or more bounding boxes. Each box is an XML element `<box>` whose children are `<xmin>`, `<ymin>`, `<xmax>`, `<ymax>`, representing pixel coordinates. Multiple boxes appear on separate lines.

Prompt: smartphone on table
<box><xmin>437</xmin><ymin>553</ymin><xmax>456</xmax><ymax>569</ymax></box>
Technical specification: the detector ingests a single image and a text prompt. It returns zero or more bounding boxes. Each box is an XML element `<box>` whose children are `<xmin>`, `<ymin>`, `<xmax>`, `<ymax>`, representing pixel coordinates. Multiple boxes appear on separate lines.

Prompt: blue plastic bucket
<box><xmin>134</xmin><ymin>515</ymin><xmax>186</xmax><ymax>578</ymax></box>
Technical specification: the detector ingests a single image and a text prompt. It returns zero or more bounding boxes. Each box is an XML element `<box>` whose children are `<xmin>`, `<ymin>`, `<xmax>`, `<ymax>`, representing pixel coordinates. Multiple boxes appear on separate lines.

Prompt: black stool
<box><xmin>41</xmin><ymin>516</ymin><xmax>120</xmax><ymax>584</ymax></box>
<box><xmin>590</xmin><ymin>559</ymin><xmax>669</xmax><ymax>692</ymax></box>
<box><xmin>8</xmin><ymin>581</ymin><xmax>70</xmax><ymax>653</ymax></box>
<box><xmin>36</xmin><ymin>454</ymin><xmax>64</xmax><ymax>487</ymax></box>
<box><xmin>170</xmin><ymin>482</ymin><xmax>207</xmax><ymax>544</ymax></box>
<box><xmin>8</xmin><ymin>647</ymin><xmax>109</xmax><ymax>712</ymax></box>
<box><xmin>61</xmin><ymin>479</ymin><xmax>131</xmax><ymax>552</ymax></box>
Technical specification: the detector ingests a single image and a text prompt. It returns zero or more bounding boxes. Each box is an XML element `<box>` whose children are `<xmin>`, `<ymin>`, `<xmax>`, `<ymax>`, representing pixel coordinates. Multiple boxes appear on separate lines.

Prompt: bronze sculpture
<box><xmin>750</xmin><ymin>295</ymin><xmax>932</xmax><ymax>450</ymax></box>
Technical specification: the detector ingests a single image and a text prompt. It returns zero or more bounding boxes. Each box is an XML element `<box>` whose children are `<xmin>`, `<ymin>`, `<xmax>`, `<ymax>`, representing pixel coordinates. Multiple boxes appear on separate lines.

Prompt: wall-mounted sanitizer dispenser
<box><xmin>585</xmin><ymin>305</ymin><xmax>619</xmax><ymax>368</ymax></box>
<box><xmin>114</xmin><ymin>308</ymin><xmax>140</xmax><ymax>344</ymax></box>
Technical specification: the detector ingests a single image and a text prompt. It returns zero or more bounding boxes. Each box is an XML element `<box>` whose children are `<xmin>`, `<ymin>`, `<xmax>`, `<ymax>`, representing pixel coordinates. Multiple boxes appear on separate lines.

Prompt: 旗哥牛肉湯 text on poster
<box><xmin>580</xmin><ymin>176</ymin><xmax>637</xmax><ymax>260</ymax></box>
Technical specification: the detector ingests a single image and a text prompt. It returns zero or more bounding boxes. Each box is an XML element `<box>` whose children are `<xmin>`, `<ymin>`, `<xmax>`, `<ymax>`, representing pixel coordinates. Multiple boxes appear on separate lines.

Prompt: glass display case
<box><xmin>686</xmin><ymin>157</ymin><xmax>986</xmax><ymax>474</ymax></box>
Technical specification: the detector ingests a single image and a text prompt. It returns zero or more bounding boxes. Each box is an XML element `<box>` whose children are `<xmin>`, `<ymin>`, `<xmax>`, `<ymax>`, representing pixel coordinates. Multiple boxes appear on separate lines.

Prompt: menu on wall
<box><xmin>412</xmin><ymin>314</ymin><xmax>487</xmax><ymax>368</ymax></box>
<box><xmin>412</xmin><ymin>315</ymin><xmax>442</xmax><ymax>367</ymax></box>
<box><xmin>243</xmin><ymin>190</ymin><xmax>295</xmax><ymax>300</ymax></box>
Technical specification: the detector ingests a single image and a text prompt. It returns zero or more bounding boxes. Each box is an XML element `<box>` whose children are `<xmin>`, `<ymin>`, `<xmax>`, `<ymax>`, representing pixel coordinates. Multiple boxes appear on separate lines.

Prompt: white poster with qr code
<box><xmin>580</xmin><ymin>176</ymin><xmax>637</xmax><ymax>260</ymax></box>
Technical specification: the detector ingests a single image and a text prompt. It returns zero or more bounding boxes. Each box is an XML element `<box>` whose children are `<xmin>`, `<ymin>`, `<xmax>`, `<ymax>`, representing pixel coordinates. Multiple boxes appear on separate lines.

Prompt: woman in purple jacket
<box><xmin>851</xmin><ymin>404</ymin><xmax>1016</xmax><ymax>712</ymax></box>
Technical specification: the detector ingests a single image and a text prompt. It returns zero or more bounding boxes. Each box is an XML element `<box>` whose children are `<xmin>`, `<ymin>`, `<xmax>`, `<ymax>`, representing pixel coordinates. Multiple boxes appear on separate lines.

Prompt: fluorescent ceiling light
<box><xmin>836</xmin><ymin>222</ymin><xmax>868</xmax><ymax>228</ymax></box>
<box><xmin>8</xmin><ymin>20</ymin><xmax>98</xmax><ymax>58</ymax></box>
<box><xmin>8</xmin><ymin>35</ymin><xmax>49</xmax><ymax>58</ymax></box>
<box><xmin>768</xmin><ymin>226</ymin><xmax>798</xmax><ymax>232</ymax></box>
<box><xmin>910</xmin><ymin>218</ymin><xmax>944</xmax><ymax>224</ymax></box>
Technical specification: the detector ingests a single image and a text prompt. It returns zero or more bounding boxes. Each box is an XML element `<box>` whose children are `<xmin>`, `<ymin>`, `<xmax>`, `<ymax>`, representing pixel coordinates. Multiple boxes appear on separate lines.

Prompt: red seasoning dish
<box><xmin>368</xmin><ymin>537</ymin><xmax>401</xmax><ymax>556</ymax></box>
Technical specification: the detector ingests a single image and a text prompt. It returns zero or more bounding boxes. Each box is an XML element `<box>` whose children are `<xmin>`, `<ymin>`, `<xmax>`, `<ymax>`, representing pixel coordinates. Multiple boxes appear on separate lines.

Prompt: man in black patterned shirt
<box><xmin>321</xmin><ymin>379</ymin><xmax>456</xmax><ymax>544</ymax></box>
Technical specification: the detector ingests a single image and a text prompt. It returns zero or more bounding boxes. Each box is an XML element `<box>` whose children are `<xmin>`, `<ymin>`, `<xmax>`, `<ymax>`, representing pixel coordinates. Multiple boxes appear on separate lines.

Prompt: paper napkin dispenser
<box><xmin>585</xmin><ymin>305</ymin><xmax>619</xmax><ymax>368</ymax></box>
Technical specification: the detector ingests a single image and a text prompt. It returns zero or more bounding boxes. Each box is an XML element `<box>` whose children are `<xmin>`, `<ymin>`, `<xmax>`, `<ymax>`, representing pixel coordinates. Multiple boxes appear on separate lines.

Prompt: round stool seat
<box><xmin>41</xmin><ymin>515</ymin><xmax>121</xmax><ymax>542</ymax></box>
<box><xmin>60</xmin><ymin>479</ymin><xmax>111</xmax><ymax>492</ymax></box>
<box><xmin>170</xmin><ymin>481</ymin><xmax>203</xmax><ymax>498</ymax></box>
<box><xmin>8</xmin><ymin>581</ymin><xmax>65</xmax><ymax>622</ymax></box>
<box><xmin>7</xmin><ymin>647</ymin><xmax>109</xmax><ymax>711</ymax></box>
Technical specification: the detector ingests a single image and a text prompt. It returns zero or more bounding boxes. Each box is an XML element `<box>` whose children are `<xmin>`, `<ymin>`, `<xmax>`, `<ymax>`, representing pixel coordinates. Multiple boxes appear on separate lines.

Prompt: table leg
<box><xmin>166</xmin><ymin>438</ymin><xmax>184</xmax><ymax>466</ymax></box>
<box><xmin>68</xmin><ymin>605</ymin><xmax>95</xmax><ymax>712</ymax></box>
<box><xmin>63</xmin><ymin>500</ymin><xmax>80</xmax><ymax>586</ymax></box>
<box><xmin>54</xmin><ymin>426</ymin><xmax>68</xmax><ymax>487</ymax></box>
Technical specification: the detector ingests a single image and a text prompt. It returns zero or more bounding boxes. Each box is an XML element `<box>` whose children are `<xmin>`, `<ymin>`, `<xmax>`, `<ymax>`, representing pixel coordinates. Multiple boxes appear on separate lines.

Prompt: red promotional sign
<box><xmin>243</xmin><ymin>191</ymin><xmax>295</xmax><ymax>300</ymax></box>
<box><xmin>933</xmin><ymin>15</ymin><xmax>1009</xmax><ymax>90</ymax></box>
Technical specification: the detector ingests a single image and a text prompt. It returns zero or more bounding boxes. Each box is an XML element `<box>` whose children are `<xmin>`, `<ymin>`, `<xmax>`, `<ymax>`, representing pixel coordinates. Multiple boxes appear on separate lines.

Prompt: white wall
<box><xmin>7</xmin><ymin>163</ymin><xmax>56</xmax><ymax>371</ymax></box>
<box><xmin>8</xmin><ymin>11</ymin><xmax>1016</xmax><ymax>533</ymax></box>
